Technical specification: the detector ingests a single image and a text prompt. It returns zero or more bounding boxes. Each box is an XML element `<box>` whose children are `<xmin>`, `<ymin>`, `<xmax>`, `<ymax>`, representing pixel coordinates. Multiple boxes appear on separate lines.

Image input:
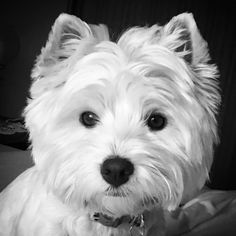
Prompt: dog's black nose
<box><xmin>101</xmin><ymin>157</ymin><xmax>134</xmax><ymax>187</ymax></box>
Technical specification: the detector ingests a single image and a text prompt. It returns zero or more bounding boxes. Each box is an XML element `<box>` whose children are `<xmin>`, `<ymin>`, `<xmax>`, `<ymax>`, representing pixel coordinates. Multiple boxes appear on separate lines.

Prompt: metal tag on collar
<box><xmin>129</xmin><ymin>214</ymin><xmax>145</xmax><ymax>236</ymax></box>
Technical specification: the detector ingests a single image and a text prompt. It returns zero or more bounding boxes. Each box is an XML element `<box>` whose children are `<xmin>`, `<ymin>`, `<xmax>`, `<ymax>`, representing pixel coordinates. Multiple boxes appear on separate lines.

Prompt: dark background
<box><xmin>0</xmin><ymin>0</ymin><xmax>236</xmax><ymax>190</ymax></box>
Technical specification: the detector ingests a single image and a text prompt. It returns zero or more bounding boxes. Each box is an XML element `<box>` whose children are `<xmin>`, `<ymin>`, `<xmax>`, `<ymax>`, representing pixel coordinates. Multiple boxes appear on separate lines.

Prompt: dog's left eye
<box><xmin>80</xmin><ymin>111</ymin><xmax>99</xmax><ymax>128</ymax></box>
<box><xmin>146</xmin><ymin>112</ymin><xmax>167</xmax><ymax>131</ymax></box>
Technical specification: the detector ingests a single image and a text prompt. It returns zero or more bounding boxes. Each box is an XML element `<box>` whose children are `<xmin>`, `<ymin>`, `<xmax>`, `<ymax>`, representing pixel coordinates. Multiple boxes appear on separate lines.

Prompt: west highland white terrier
<box><xmin>0</xmin><ymin>12</ymin><xmax>220</xmax><ymax>236</ymax></box>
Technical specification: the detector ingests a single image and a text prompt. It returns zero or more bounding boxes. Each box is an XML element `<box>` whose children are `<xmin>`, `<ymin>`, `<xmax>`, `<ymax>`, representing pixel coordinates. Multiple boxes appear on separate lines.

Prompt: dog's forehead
<box><xmin>68</xmin><ymin>70</ymin><xmax>182</xmax><ymax>118</ymax></box>
<box><xmin>63</xmin><ymin>41</ymin><xmax>195</xmax><ymax>113</ymax></box>
<box><xmin>69</xmin><ymin>40</ymin><xmax>194</xmax><ymax>92</ymax></box>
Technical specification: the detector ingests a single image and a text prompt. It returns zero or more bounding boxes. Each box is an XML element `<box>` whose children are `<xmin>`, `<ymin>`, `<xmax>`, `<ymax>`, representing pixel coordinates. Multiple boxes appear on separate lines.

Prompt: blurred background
<box><xmin>0</xmin><ymin>0</ymin><xmax>235</xmax><ymax>191</ymax></box>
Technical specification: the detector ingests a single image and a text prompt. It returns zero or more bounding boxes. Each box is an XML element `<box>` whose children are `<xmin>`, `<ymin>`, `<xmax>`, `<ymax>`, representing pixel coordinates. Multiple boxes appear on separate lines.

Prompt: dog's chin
<box><xmin>87</xmin><ymin>189</ymin><xmax>158</xmax><ymax>218</ymax></box>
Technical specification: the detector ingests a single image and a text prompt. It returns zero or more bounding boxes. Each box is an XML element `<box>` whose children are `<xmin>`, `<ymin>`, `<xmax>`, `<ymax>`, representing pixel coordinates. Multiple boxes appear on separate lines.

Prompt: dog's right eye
<box><xmin>80</xmin><ymin>111</ymin><xmax>99</xmax><ymax>128</ymax></box>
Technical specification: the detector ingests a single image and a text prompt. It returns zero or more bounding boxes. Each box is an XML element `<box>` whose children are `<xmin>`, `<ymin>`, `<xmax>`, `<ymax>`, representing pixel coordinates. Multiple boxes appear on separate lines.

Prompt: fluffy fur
<box><xmin>0</xmin><ymin>13</ymin><xmax>220</xmax><ymax>236</ymax></box>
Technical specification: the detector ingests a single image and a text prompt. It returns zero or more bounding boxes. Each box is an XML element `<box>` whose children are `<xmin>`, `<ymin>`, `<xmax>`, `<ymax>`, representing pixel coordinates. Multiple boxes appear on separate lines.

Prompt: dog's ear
<box><xmin>30</xmin><ymin>14</ymin><xmax>109</xmax><ymax>97</ymax></box>
<box><xmin>32</xmin><ymin>14</ymin><xmax>91</xmax><ymax>79</ymax></box>
<box><xmin>161</xmin><ymin>13</ymin><xmax>209</xmax><ymax>65</ymax></box>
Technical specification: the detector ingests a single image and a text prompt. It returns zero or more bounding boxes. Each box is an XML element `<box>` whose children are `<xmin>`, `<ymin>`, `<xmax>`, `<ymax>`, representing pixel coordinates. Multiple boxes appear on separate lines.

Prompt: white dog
<box><xmin>0</xmin><ymin>12</ymin><xmax>220</xmax><ymax>236</ymax></box>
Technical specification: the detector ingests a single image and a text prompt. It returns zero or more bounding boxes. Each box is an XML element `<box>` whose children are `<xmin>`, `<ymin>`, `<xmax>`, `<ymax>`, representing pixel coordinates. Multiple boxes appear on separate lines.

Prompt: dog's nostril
<box><xmin>101</xmin><ymin>157</ymin><xmax>134</xmax><ymax>188</ymax></box>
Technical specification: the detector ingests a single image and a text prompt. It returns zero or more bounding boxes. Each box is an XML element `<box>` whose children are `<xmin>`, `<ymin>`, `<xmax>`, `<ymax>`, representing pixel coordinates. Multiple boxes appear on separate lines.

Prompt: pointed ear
<box><xmin>161</xmin><ymin>13</ymin><xmax>209</xmax><ymax>65</ymax></box>
<box><xmin>32</xmin><ymin>13</ymin><xmax>109</xmax><ymax>80</ymax></box>
<box><xmin>30</xmin><ymin>14</ymin><xmax>109</xmax><ymax>97</ymax></box>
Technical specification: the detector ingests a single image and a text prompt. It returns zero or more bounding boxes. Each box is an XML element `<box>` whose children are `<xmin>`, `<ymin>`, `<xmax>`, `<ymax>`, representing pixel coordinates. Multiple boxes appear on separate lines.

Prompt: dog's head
<box><xmin>25</xmin><ymin>13</ymin><xmax>220</xmax><ymax>217</ymax></box>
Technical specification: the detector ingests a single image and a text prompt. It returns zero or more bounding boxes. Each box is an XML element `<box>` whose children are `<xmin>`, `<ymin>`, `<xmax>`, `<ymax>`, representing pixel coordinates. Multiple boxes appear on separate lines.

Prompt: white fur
<box><xmin>0</xmin><ymin>13</ymin><xmax>220</xmax><ymax>236</ymax></box>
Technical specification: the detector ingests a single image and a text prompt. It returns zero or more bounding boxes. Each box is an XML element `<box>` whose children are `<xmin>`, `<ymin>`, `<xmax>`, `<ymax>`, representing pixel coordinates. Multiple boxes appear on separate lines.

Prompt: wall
<box><xmin>0</xmin><ymin>0</ymin><xmax>68</xmax><ymax>118</ymax></box>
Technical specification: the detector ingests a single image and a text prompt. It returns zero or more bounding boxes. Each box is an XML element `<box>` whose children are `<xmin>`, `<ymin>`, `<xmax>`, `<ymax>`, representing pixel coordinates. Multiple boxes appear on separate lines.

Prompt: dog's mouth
<box><xmin>86</xmin><ymin>189</ymin><xmax>159</xmax><ymax>221</ymax></box>
<box><xmin>105</xmin><ymin>186</ymin><xmax>129</xmax><ymax>197</ymax></box>
<box><xmin>104</xmin><ymin>186</ymin><xmax>159</xmax><ymax>207</ymax></box>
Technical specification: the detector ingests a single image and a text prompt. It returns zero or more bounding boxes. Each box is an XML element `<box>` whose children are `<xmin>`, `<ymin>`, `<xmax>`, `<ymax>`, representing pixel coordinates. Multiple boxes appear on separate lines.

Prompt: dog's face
<box><xmin>25</xmin><ymin>13</ymin><xmax>220</xmax><ymax>217</ymax></box>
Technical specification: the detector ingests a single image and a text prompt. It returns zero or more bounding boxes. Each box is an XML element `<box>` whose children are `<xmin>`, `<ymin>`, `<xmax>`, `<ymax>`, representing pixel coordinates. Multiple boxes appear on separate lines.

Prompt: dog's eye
<box><xmin>146</xmin><ymin>113</ymin><xmax>167</xmax><ymax>131</ymax></box>
<box><xmin>80</xmin><ymin>111</ymin><xmax>99</xmax><ymax>128</ymax></box>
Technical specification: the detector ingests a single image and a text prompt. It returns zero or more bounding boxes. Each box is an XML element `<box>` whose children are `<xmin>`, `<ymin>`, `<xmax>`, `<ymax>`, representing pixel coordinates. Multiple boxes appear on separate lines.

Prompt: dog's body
<box><xmin>0</xmin><ymin>13</ymin><xmax>220</xmax><ymax>236</ymax></box>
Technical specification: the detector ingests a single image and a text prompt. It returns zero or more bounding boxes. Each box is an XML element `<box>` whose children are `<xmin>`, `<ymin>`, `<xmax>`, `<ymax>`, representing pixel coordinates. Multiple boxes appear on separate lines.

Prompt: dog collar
<box><xmin>92</xmin><ymin>212</ymin><xmax>145</xmax><ymax>235</ymax></box>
